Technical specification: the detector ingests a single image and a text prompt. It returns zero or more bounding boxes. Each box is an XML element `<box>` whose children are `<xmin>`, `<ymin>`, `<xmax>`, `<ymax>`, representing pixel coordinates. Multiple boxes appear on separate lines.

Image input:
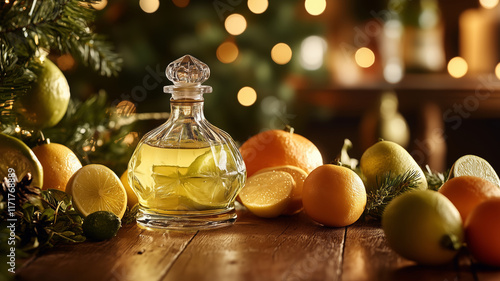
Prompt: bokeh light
<box><xmin>248</xmin><ymin>0</ymin><xmax>268</xmax><ymax>14</ymax></box>
<box><xmin>479</xmin><ymin>0</ymin><xmax>499</xmax><ymax>9</ymax></box>
<box><xmin>225</xmin><ymin>14</ymin><xmax>247</xmax><ymax>36</ymax></box>
<box><xmin>305</xmin><ymin>0</ymin><xmax>327</xmax><ymax>16</ymax></box>
<box><xmin>384</xmin><ymin>61</ymin><xmax>403</xmax><ymax>84</ymax></box>
<box><xmin>115</xmin><ymin>100</ymin><xmax>137</xmax><ymax>117</ymax></box>
<box><xmin>216</xmin><ymin>41</ymin><xmax>239</xmax><ymax>64</ymax></box>
<box><xmin>172</xmin><ymin>0</ymin><xmax>190</xmax><ymax>8</ymax></box>
<box><xmin>299</xmin><ymin>36</ymin><xmax>327</xmax><ymax>70</ymax></box>
<box><xmin>91</xmin><ymin>0</ymin><xmax>107</xmax><ymax>10</ymax></box>
<box><xmin>354</xmin><ymin>47</ymin><xmax>375</xmax><ymax>68</ymax></box>
<box><xmin>139</xmin><ymin>0</ymin><xmax>160</xmax><ymax>13</ymax></box>
<box><xmin>271</xmin><ymin>43</ymin><xmax>292</xmax><ymax>65</ymax></box>
<box><xmin>238</xmin><ymin>87</ymin><xmax>257</xmax><ymax>106</ymax></box>
<box><xmin>495</xmin><ymin>63</ymin><xmax>500</xmax><ymax>80</ymax></box>
<box><xmin>447</xmin><ymin>57</ymin><xmax>468</xmax><ymax>78</ymax></box>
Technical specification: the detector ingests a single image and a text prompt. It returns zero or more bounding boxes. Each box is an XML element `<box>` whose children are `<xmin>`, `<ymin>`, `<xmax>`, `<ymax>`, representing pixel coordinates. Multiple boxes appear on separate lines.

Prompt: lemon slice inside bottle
<box><xmin>152</xmin><ymin>164</ymin><xmax>227</xmax><ymax>210</ymax></box>
<box><xmin>66</xmin><ymin>164</ymin><xmax>127</xmax><ymax>218</ymax></box>
<box><xmin>448</xmin><ymin>155</ymin><xmax>500</xmax><ymax>187</ymax></box>
<box><xmin>0</xmin><ymin>133</ymin><xmax>43</xmax><ymax>188</ymax></box>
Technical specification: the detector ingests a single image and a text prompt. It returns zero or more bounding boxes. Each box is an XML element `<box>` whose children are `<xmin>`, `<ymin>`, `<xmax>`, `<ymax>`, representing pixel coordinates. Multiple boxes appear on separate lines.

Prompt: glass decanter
<box><xmin>128</xmin><ymin>55</ymin><xmax>246</xmax><ymax>230</ymax></box>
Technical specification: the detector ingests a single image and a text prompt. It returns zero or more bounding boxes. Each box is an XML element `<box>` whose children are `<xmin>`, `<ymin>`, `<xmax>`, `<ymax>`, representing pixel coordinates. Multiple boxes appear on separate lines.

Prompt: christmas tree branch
<box><xmin>0</xmin><ymin>0</ymin><xmax>122</xmax><ymax>77</ymax></box>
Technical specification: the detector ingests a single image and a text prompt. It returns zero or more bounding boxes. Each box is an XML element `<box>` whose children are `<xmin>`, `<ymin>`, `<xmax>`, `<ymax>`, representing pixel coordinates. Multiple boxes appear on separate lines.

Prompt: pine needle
<box><xmin>364</xmin><ymin>170</ymin><xmax>422</xmax><ymax>221</ymax></box>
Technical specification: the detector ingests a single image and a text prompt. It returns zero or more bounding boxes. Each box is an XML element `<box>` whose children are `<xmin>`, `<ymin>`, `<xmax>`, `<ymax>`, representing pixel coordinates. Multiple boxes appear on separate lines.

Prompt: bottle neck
<box><xmin>169</xmin><ymin>99</ymin><xmax>205</xmax><ymax>121</ymax></box>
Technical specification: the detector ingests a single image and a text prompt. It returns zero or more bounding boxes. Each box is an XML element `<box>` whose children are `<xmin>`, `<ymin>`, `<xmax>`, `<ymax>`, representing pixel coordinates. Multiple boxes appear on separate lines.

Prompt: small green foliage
<box><xmin>424</xmin><ymin>165</ymin><xmax>449</xmax><ymax>191</ymax></box>
<box><xmin>364</xmin><ymin>170</ymin><xmax>422</xmax><ymax>221</ymax></box>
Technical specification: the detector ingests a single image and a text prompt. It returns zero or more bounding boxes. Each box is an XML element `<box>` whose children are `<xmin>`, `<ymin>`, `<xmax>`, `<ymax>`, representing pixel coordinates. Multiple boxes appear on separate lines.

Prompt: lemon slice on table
<box><xmin>239</xmin><ymin>171</ymin><xmax>294</xmax><ymax>218</ymax></box>
<box><xmin>448</xmin><ymin>155</ymin><xmax>500</xmax><ymax>187</ymax></box>
<box><xmin>0</xmin><ymin>133</ymin><xmax>43</xmax><ymax>188</ymax></box>
<box><xmin>67</xmin><ymin>164</ymin><xmax>127</xmax><ymax>218</ymax></box>
<box><xmin>255</xmin><ymin>165</ymin><xmax>308</xmax><ymax>215</ymax></box>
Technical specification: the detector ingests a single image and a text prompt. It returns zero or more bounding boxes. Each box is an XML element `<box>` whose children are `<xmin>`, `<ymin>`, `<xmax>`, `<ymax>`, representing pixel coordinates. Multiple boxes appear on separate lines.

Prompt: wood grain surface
<box><xmin>15</xmin><ymin>206</ymin><xmax>500</xmax><ymax>281</ymax></box>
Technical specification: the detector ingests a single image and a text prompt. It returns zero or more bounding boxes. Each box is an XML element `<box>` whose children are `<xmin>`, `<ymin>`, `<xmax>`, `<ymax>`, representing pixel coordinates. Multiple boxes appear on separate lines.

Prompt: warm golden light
<box><xmin>300</xmin><ymin>35</ymin><xmax>327</xmax><ymax>70</ymax></box>
<box><xmin>495</xmin><ymin>63</ymin><xmax>500</xmax><ymax>80</ymax></box>
<box><xmin>448</xmin><ymin>57</ymin><xmax>468</xmax><ymax>78</ymax></box>
<box><xmin>216</xmin><ymin>41</ymin><xmax>239</xmax><ymax>64</ymax></box>
<box><xmin>224</xmin><ymin>14</ymin><xmax>247</xmax><ymax>36</ymax></box>
<box><xmin>116</xmin><ymin>100</ymin><xmax>137</xmax><ymax>117</ymax></box>
<box><xmin>238</xmin><ymin>87</ymin><xmax>257</xmax><ymax>106</ymax></box>
<box><xmin>354</xmin><ymin>47</ymin><xmax>375</xmax><ymax>68</ymax></box>
<box><xmin>139</xmin><ymin>0</ymin><xmax>160</xmax><ymax>13</ymax></box>
<box><xmin>271</xmin><ymin>43</ymin><xmax>292</xmax><ymax>65</ymax></box>
<box><xmin>480</xmin><ymin>0</ymin><xmax>499</xmax><ymax>9</ymax></box>
<box><xmin>91</xmin><ymin>0</ymin><xmax>107</xmax><ymax>10</ymax></box>
<box><xmin>248</xmin><ymin>0</ymin><xmax>268</xmax><ymax>14</ymax></box>
<box><xmin>305</xmin><ymin>0</ymin><xmax>326</xmax><ymax>16</ymax></box>
<box><xmin>172</xmin><ymin>0</ymin><xmax>189</xmax><ymax>8</ymax></box>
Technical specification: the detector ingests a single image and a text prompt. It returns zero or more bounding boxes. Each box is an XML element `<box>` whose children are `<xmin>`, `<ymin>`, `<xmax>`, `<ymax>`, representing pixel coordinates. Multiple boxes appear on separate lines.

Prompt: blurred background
<box><xmin>59</xmin><ymin>0</ymin><xmax>500</xmax><ymax>172</ymax></box>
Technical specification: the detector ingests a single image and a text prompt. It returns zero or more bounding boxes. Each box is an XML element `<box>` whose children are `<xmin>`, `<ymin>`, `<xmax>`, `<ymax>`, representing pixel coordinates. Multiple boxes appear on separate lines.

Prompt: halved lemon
<box><xmin>255</xmin><ymin>165</ymin><xmax>308</xmax><ymax>215</ymax></box>
<box><xmin>0</xmin><ymin>133</ymin><xmax>43</xmax><ymax>188</ymax></box>
<box><xmin>239</xmin><ymin>170</ymin><xmax>294</xmax><ymax>218</ymax></box>
<box><xmin>67</xmin><ymin>164</ymin><xmax>127</xmax><ymax>218</ymax></box>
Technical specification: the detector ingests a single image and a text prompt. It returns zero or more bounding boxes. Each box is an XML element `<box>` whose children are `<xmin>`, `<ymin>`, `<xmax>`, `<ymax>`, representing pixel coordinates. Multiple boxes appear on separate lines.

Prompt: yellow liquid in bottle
<box><xmin>129</xmin><ymin>143</ymin><xmax>245</xmax><ymax>214</ymax></box>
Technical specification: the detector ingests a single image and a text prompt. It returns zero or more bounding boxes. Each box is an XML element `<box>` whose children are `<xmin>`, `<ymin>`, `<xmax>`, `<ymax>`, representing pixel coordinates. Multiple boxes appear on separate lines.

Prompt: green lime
<box><xmin>82</xmin><ymin>211</ymin><xmax>121</xmax><ymax>241</ymax></box>
<box><xmin>382</xmin><ymin>190</ymin><xmax>464</xmax><ymax>265</ymax></box>
<box><xmin>14</xmin><ymin>58</ymin><xmax>70</xmax><ymax>129</ymax></box>
<box><xmin>0</xmin><ymin>133</ymin><xmax>43</xmax><ymax>188</ymax></box>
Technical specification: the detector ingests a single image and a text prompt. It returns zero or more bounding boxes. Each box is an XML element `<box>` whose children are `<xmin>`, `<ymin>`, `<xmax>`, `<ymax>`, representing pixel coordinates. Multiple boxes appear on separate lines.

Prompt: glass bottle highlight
<box><xmin>128</xmin><ymin>55</ymin><xmax>246</xmax><ymax>230</ymax></box>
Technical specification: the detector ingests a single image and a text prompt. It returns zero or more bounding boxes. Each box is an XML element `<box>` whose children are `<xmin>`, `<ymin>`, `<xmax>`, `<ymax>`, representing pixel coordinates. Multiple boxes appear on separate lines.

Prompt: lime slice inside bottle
<box><xmin>0</xmin><ymin>133</ymin><xmax>43</xmax><ymax>188</ymax></box>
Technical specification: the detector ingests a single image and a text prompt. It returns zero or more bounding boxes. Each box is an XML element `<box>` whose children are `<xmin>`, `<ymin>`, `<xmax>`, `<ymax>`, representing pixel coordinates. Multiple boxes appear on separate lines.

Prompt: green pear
<box><xmin>360</xmin><ymin>140</ymin><xmax>427</xmax><ymax>191</ymax></box>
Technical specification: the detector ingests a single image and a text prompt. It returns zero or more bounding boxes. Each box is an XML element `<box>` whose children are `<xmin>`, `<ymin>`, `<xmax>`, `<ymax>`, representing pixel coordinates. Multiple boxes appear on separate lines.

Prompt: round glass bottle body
<box><xmin>128</xmin><ymin>98</ymin><xmax>246</xmax><ymax>230</ymax></box>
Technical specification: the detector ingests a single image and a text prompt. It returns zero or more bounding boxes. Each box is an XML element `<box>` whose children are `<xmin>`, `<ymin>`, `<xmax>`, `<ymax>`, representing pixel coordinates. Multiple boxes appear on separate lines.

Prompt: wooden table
<box><xmin>16</xmin><ymin>205</ymin><xmax>500</xmax><ymax>281</ymax></box>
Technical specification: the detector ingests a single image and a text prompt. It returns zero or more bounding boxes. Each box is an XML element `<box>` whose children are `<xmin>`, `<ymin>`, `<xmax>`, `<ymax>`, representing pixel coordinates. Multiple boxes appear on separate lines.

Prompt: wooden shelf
<box><xmin>297</xmin><ymin>73</ymin><xmax>500</xmax><ymax>118</ymax></box>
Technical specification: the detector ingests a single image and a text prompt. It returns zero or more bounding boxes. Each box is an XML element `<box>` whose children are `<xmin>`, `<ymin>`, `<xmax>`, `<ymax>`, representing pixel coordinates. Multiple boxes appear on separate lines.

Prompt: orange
<box><xmin>465</xmin><ymin>198</ymin><xmax>500</xmax><ymax>267</ymax></box>
<box><xmin>32</xmin><ymin>141</ymin><xmax>82</xmax><ymax>191</ymax></box>
<box><xmin>438</xmin><ymin>176</ymin><xmax>500</xmax><ymax>222</ymax></box>
<box><xmin>302</xmin><ymin>164</ymin><xmax>366</xmax><ymax>227</ymax></box>
<box><xmin>239</xmin><ymin>128</ymin><xmax>323</xmax><ymax>177</ymax></box>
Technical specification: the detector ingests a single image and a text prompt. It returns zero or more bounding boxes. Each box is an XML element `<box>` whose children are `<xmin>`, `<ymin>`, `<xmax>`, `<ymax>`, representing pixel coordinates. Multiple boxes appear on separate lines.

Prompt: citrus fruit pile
<box><xmin>238</xmin><ymin>127</ymin><xmax>323</xmax><ymax>217</ymax></box>
<box><xmin>0</xmin><ymin>132</ymin><xmax>130</xmax><ymax>241</ymax></box>
<box><xmin>380</xmin><ymin>153</ymin><xmax>500</xmax><ymax>266</ymax></box>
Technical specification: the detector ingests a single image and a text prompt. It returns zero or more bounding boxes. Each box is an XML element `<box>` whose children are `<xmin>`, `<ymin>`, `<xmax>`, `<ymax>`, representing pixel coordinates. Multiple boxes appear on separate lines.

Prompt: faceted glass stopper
<box><xmin>166</xmin><ymin>55</ymin><xmax>210</xmax><ymax>85</ymax></box>
<box><xmin>164</xmin><ymin>55</ymin><xmax>212</xmax><ymax>95</ymax></box>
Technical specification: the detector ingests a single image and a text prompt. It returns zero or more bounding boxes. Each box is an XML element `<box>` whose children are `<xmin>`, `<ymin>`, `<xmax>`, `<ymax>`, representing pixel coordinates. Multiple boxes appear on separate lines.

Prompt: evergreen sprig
<box><xmin>364</xmin><ymin>170</ymin><xmax>422</xmax><ymax>221</ymax></box>
<box><xmin>0</xmin><ymin>0</ymin><xmax>122</xmax><ymax>77</ymax></box>
<box><xmin>424</xmin><ymin>165</ymin><xmax>449</xmax><ymax>191</ymax></box>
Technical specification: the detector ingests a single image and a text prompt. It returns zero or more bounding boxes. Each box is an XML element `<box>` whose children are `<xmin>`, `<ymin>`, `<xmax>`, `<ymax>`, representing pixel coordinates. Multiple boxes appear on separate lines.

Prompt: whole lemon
<box><xmin>382</xmin><ymin>190</ymin><xmax>464</xmax><ymax>265</ymax></box>
<box><xmin>14</xmin><ymin>58</ymin><xmax>70</xmax><ymax>129</ymax></box>
<box><xmin>360</xmin><ymin>140</ymin><xmax>427</xmax><ymax>191</ymax></box>
<box><xmin>32</xmin><ymin>141</ymin><xmax>82</xmax><ymax>191</ymax></box>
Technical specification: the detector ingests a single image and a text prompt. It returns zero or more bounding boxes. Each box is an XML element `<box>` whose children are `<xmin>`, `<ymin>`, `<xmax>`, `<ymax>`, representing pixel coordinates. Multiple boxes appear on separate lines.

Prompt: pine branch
<box><xmin>0</xmin><ymin>41</ymin><xmax>36</xmax><ymax>123</ymax></box>
<box><xmin>364</xmin><ymin>170</ymin><xmax>422</xmax><ymax>221</ymax></box>
<box><xmin>1</xmin><ymin>0</ymin><xmax>122</xmax><ymax>77</ymax></box>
